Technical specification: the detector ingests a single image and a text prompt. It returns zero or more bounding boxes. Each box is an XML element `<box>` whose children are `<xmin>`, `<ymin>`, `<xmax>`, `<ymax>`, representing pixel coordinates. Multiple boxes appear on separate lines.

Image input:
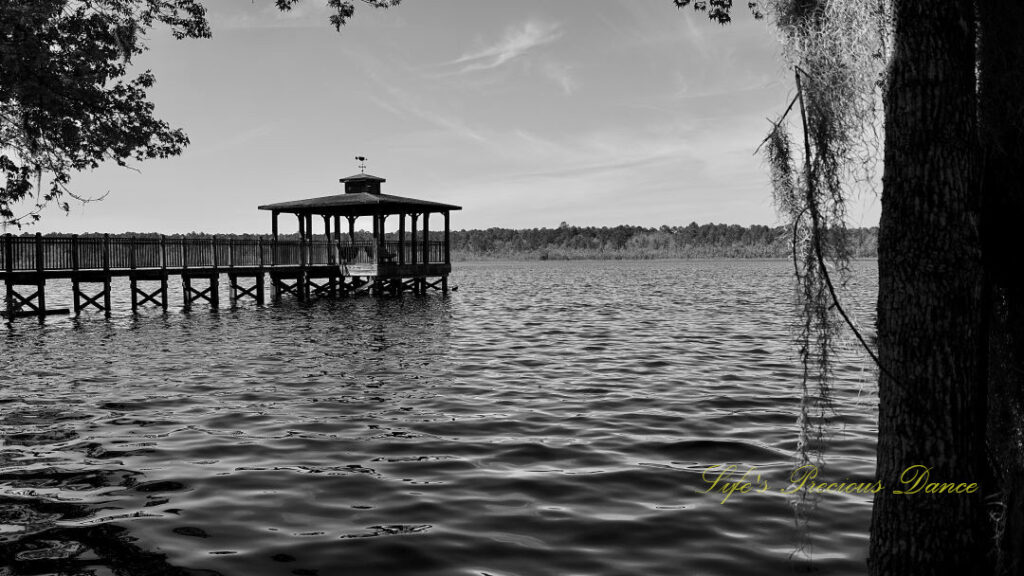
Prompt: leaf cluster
<box><xmin>0</xmin><ymin>0</ymin><xmax>211</xmax><ymax>226</ymax></box>
<box><xmin>275</xmin><ymin>0</ymin><xmax>403</xmax><ymax>31</ymax></box>
<box><xmin>0</xmin><ymin>0</ymin><xmax>402</xmax><ymax>227</ymax></box>
<box><xmin>672</xmin><ymin>0</ymin><xmax>764</xmax><ymax>23</ymax></box>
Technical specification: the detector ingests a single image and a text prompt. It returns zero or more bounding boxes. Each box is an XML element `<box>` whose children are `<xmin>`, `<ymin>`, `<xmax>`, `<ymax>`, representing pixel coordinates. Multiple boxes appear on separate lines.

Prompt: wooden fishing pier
<box><xmin>1</xmin><ymin>171</ymin><xmax>461</xmax><ymax>321</ymax></box>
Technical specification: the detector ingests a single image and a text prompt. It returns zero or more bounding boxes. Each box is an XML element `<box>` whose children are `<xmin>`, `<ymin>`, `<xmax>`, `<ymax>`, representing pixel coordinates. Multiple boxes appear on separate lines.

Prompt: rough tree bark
<box><xmin>978</xmin><ymin>2</ymin><xmax>1024</xmax><ymax>573</ymax></box>
<box><xmin>869</xmin><ymin>0</ymin><xmax>989</xmax><ymax>574</ymax></box>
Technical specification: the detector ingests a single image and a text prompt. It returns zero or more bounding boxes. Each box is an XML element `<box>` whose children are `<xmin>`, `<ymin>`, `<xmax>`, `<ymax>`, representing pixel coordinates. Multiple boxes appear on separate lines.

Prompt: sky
<box><xmin>28</xmin><ymin>0</ymin><xmax>881</xmax><ymax>235</ymax></box>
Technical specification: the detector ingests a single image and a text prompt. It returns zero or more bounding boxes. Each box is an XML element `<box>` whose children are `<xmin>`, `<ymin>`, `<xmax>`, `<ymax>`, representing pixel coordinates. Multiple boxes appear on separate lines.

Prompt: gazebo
<box><xmin>257</xmin><ymin>172</ymin><xmax>461</xmax><ymax>297</ymax></box>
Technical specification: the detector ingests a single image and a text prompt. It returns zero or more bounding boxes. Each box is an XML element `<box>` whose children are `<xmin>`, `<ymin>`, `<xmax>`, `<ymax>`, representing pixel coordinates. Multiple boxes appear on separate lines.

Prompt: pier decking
<box><xmin>1</xmin><ymin>234</ymin><xmax>451</xmax><ymax>320</ymax></box>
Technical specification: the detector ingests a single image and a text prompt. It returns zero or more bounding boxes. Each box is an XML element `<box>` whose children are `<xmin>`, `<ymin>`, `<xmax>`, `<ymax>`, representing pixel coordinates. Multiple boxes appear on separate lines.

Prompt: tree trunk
<box><xmin>978</xmin><ymin>2</ymin><xmax>1024</xmax><ymax>573</ymax></box>
<box><xmin>869</xmin><ymin>0</ymin><xmax>988</xmax><ymax>574</ymax></box>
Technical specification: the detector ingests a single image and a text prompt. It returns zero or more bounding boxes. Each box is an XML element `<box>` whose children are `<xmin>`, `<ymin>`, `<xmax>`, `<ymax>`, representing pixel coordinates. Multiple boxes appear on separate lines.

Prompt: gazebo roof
<box><xmin>258</xmin><ymin>192</ymin><xmax>462</xmax><ymax>217</ymax></box>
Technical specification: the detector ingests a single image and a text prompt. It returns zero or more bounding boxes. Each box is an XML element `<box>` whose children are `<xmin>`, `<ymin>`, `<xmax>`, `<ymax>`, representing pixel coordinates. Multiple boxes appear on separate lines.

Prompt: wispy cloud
<box><xmin>542</xmin><ymin>62</ymin><xmax>578</xmax><ymax>95</ymax></box>
<box><xmin>374</xmin><ymin>86</ymin><xmax>487</xmax><ymax>143</ymax></box>
<box><xmin>454</xmin><ymin>21</ymin><xmax>563</xmax><ymax>72</ymax></box>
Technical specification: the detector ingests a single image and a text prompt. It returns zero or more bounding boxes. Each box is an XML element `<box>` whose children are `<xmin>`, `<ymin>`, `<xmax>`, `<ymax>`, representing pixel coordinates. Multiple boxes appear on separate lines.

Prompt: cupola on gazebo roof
<box><xmin>340</xmin><ymin>172</ymin><xmax>385</xmax><ymax>195</ymax></box>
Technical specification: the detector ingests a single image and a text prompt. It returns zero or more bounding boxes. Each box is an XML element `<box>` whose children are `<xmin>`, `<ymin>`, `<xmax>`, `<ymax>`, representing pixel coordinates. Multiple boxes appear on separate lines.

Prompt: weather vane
<box><xmin>355</xmin><ymin>156</ymin><xmax>367</xmax><ymax>173</ymax></box>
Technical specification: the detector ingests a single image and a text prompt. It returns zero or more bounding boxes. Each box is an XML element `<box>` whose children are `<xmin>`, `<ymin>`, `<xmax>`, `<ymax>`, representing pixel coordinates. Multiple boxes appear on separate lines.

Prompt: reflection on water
<box><xmin>1</xmin><ymin>260</ymin><xmax>878</xmax><ymax>575</ymax></box>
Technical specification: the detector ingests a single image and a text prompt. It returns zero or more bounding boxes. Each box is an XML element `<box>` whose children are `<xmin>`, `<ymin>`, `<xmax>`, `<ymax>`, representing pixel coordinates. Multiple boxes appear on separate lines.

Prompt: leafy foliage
<box><xmin>0</xmin><ymin>1</ymin><xmax>209</xmax><ymax>225</ymax></box>
<box><xmin>275</xmin><ymin>0</ymin><xmax>403</xmax><ymax>31</ymax></box>
<box><xmin>0</xmin><ymin>0</ymin><xmax>401</xmax><ymax>227</ymax></box>
<box><xmin>673</xmin><ymin>0</ymin><xmax>764</xmax><ymax>23</ymax></box>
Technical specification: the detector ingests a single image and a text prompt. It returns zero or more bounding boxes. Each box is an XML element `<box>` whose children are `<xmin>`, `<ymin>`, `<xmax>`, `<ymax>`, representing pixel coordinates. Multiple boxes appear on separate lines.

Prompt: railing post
<box><xmin>212</xmin><ymin>235</ymin><xmax>219</xmax><ymax>271</ymax></box>
<box><xmin>102</xmin><ymin>234</ymin><xmax>110</xmax><ymax>273</ymax></box>
<box><xmin>71</xmin><ymin>235</ymin><xmax>80</xmax><ymax>272</ymax></box>
<box><xmin>182</xmin><ymin>237</ymin><xmax>189</xmax><ymax>271</ymax></box>
<box><xmin>34</xmin><ymin>232</ymin><xmax>44</xmax><ymax>273</ymax></box>
<box><xmin>129</xmin><ymin>236</ymin><xmax>136</xmax><ymax>270</ymax></box>
<box><xmin>3</xmin><ymin>233</ymin><xmax>12</xmax><ymax>276</ymax></box>
<box><xmin>257</xmin><ymin>236</ymin><xmax>264</xmax><ymax>269</ymax></box>
<box><xmin>228</xmin><ymin>237</ymin><xmax>235</xmax><ymax>269</ymax></box>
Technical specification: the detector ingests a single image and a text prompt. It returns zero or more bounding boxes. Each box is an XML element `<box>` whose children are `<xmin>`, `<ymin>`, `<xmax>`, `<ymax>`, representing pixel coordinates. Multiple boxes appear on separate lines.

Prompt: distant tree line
<box><xmin>446</xmin><ymin>222</ymin><xmax>879</xmax><ymax>260</ymax></box>
<box><xmin>19</xmin><ymin>222</ymin><xmax>879</xmax><ymax>260</ymax></box>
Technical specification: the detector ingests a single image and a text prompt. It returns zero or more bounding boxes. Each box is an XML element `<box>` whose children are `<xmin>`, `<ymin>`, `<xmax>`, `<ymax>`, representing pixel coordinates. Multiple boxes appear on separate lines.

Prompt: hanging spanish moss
<box><xmin>758</xmin><ymin>0</ymin><xmax>891</xmax><ymax>561</ymax></box>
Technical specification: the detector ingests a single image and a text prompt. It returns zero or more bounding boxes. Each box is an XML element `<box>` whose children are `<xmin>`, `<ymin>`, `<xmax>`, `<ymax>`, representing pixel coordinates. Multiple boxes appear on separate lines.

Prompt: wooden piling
<box><xmin>71</xmin><ymin>235</ymin><xmax>80</xmax><ymax>315</ymax></box>
<box><xmin>160</xmin><ymin>275</ymin><xmax>168</xmax><ymax>311</ymax></box>
<box><xmin>130</xmin><ymin>236</ymin><xmax>138</xmax><ymax>313</ymax></box>
<box><xmin>182</xmin><ymin>275</ymin><xmax>192</xmax><ymax>310</ymax></box>
<box><xmin>34</xmin><ymin>233</ymin><xmax>46</xmax><ymax>322</ymax></box>
<box><xmin>4</xmin><ymin>234</ymin><xmax>14</xmax><ymax>320</ymax></box>
<box><xmin>102</xmin><ymin>234</ymin><xmax>111</xmax><ymax>313</ymax></box>
<box><xmin>160</xmin><ymin>236</ymin><xmax>169</xmax><ymax>311</ymax></box>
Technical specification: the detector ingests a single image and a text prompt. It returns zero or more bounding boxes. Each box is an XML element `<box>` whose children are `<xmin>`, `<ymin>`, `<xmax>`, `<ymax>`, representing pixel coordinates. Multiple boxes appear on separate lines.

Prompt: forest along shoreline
<box><xmin>19</xmin><ymin>224</ymin><xmax>879</xmax><ymax>261</ymax></box>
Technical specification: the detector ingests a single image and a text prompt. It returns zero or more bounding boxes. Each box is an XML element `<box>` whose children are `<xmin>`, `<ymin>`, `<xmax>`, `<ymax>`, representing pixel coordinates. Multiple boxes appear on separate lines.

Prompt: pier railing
<box><xmin>1</xmin><ymin>234</ymin><xmax>448</xmax><ymax>274</ymax></box>
<box><xmin>380</xmin><ymin>240</ymin><xmax>445</xmax><ymax>265</ymax></box>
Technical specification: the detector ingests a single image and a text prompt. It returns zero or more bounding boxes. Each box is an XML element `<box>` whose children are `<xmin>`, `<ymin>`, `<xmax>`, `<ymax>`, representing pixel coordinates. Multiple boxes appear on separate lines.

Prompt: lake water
<box><xmin>1</xmin><ymin>259</ymin><xmax>879</xmax><ymax>576</ymax></box>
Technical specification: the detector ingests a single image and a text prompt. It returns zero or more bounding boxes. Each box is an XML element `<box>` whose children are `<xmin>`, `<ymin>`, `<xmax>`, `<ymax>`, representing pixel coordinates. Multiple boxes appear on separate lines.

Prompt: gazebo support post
<box><xmin>398</xmin><ymin>213</ymin><xmax>406</xmax><ymax>267</ymax></box>
<box><xmin>322</xmin><ymin>215</ymin><xmax>332</xmax><ymax>264</ymax></box>
<box><xmin>305</xmin><ymin>213</ymin><xmax>314</xmax><ymax>300</ymax></box>
<box><xmin>411</xmin><ymin>213</ymin><xmax>418</xmax><ymax>266</ymax></box>
<box><xmin>421</xmin><ymin>213</ymin><xmax>430</xmax><ymax>295</ymax></box>
<box><xmin>374</xmin><ymin>213</ymin><xmax>387</xmax><ymax>295</ymax></box>
<box><xmin>443</xmin><ymin>211</ymin><xmax>450</xmax><ymax>293</ymax></box>
<box><xmin>294</xmin><ymin>213</ymin><xmax>306</xmax><ymax>302</ymax></box>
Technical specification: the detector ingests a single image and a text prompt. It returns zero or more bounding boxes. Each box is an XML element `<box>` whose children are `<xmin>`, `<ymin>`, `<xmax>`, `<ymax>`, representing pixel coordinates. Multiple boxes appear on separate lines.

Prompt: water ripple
<box><xmin>1</xmin><ymin>260</ymin><xmax>878</xmax><ymax>575</ymax></box>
